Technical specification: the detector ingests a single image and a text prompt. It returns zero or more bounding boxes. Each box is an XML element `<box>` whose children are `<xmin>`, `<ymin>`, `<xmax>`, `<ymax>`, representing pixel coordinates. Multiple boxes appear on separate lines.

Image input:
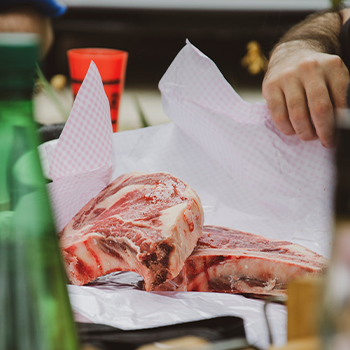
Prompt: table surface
<box><xmin>34</xmin><ymin>86</ymin><xmax>265</xmax><ymax>132</ymax></box>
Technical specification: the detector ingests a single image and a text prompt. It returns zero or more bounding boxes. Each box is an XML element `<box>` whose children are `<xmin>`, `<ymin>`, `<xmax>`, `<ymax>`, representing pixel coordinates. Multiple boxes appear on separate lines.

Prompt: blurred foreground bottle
<box><xmin>0</xmin><ymin>33</ymin><xmax>79</xmax><ymax>350</ymax></box>
<box><xmin>319</xmin><ymin>111</ymin><xmax>350</xmax><ymax>349</ymax></box>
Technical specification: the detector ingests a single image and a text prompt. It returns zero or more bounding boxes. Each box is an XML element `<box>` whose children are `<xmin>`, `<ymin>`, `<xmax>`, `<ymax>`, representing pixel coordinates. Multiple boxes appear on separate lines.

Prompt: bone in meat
<box><xmin>157</xmin><ymin>225</ymin><xmax>328</xmax><ymax>296</ymax></box>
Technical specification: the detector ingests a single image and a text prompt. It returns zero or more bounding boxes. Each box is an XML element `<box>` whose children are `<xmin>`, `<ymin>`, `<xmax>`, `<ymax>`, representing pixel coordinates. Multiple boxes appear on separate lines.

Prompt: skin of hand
<box><xmin>0</xmin><ymin>5</ymin><xmax>54</xmax><ymax>57</ymax></box>
<box><xmin>262</xmin><ymin>42</ymin><xmax>349</xmax><ymax>148</ymax></box>
<box><xmin>262</xmin><ymin>9</ymin><xmax>350</xmax><ymax>148</ymax></box>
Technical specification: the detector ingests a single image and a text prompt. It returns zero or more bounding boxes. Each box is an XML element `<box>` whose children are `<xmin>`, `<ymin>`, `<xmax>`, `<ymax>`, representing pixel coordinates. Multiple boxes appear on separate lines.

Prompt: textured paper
<box><xmin>46</xmin><ymin>42</ymin><xmax>334</xmax><ymax>349</ymax></box>
<box><xmin>47</xmin><ymin>61</ymin><xmax>114</xmax><ymax>231</ymax></box>
<box><xmin>158</xmin><ymin>40</ymin><xmax>334</xmax><ymax>257</ymax></box>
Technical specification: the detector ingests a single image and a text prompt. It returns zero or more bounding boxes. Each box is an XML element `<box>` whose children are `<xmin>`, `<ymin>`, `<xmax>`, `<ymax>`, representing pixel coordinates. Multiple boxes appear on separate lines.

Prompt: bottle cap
<box><xmin>0</xmin><ymin>33</ymin><xmax>39</xmax><ymax>89</ymax></box>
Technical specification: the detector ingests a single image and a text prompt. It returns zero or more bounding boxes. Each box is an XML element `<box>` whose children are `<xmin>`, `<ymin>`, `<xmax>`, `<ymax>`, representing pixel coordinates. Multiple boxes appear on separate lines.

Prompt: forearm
<box><xmin>272</xmin><ymin>10</ymin><xmax>342</xmax><ymax>56</ymax></box>
<box><xmin>263</xmin><ymin>8</ymin><xmax>350</xmax><ymax>148</ymax></box>
<box><xmin>267</xmin><ymin>9</ymin><xmax>345</xmax><ymax>85</ymax></box>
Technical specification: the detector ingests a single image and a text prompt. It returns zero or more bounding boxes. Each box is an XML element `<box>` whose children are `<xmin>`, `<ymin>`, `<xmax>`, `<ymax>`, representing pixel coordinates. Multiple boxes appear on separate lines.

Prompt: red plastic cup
<box><xmin>67</xmin><ymin>48</ymin><xmax>128</xmax><ymax>132</ymax></box>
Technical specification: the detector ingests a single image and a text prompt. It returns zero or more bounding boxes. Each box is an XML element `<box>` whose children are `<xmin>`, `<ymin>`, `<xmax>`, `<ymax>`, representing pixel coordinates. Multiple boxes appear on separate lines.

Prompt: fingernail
<box><xmin>322</xmin><ymin>142</ymin><xmax>335</xmax><ymax>148</ymax></box>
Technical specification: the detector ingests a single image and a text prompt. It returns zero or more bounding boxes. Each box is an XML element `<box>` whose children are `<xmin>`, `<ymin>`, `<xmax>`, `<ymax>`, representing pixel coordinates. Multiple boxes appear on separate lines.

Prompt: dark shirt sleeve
<box><xmin>339</xmin><ymin>17</ymin><xmax>350</xmax><ymax>108</ymax></box>
<box><xmin>0</xmin><ymin>0</ymin><xmax>66</xmax><ymax>17</ymax></box>
<box><xmin>340</xmin><ymin>17</ymin><xmax>350</xmax><ymax>71</ymax></box>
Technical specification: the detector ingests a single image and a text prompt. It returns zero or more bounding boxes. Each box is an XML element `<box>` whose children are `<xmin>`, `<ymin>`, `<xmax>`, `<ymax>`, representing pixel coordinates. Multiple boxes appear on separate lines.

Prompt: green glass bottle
<box><xmin>0</xmin><ymin>33</ymin><xmax>80</xmax><ymax>350</ymax></box>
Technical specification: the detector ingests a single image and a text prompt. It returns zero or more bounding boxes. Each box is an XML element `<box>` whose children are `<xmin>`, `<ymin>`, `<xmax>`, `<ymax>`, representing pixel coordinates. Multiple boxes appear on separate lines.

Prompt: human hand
<box><xmin>262</xmin><ymin>41</ymin><xmax>349</xmax><ymax>148</ymax></box>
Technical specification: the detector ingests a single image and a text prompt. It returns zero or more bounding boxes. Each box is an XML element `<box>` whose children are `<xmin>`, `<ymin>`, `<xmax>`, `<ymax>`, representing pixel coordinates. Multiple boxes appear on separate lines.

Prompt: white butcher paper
<box><xmin>45</xmin><ymin>40</ymin><xmax>335</xmax><ymax>350</ymax></box>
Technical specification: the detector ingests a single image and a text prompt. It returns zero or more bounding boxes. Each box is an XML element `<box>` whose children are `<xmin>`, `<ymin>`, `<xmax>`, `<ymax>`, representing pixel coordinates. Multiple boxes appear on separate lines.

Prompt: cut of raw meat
<box><xmin>157</xmin><ymin>225</ymin><xmax>328</xmax><ymax>296</ymax></box>
<box><xmin>59</xmin><ymin>172</ymin><xmax>204</xmax><ymax>291</ymax></box>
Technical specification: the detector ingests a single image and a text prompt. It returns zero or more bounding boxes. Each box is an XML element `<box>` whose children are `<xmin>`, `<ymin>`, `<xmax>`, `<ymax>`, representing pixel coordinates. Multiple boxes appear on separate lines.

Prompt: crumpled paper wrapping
<box><xmin>45</xmin><ymin>41</ymin><xmax>335</xmax><ymax>349</ymax></box>
<box><xmin>158</xmin><ymin>40</ymin><xmax>334</xmax><ymax>258</ymax></box>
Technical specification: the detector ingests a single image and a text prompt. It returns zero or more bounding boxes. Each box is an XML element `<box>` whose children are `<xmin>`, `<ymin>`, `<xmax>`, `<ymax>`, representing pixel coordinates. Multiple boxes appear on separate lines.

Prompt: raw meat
<box><xmin>157</xmin><ymin>225</ymin><xmax>328</xmax><ymax>296</ymax></box>
<box><xmin>59</xmin><ymin>172</ymin><xmax>204</xmax><ymax>291</ymax></box>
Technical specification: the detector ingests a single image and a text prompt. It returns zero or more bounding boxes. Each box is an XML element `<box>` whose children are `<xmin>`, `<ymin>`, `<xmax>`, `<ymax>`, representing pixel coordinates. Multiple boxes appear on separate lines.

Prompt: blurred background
<box><xmin>38</xmin><ymin>0</ymin><xmax>350</xmax><ymax>131</ymax></box>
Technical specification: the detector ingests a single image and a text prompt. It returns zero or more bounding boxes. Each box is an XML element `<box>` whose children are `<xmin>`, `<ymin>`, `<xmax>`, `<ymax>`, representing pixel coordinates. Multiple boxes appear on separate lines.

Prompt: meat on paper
<box><xmin>59</xmin><ymin>172</ymin><xmax>204</xmax><ymax>291</ymax></box>
<box><xmin>157</xmin><ymin>225</ymin><xmax>328</xmax><ymax>296</ymax></box>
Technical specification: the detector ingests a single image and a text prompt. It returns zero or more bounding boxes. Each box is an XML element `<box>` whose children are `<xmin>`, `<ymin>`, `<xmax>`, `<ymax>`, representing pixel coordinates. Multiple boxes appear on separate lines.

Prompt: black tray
<box><xmin>37</xmin><ymin>122</ymin><xmax>65</xmax><ymax>144</ymax></box>
<box><xmin>77</xmin><ymin>316</ymin><xmax>246</xmax><ymax>350</ymax></box>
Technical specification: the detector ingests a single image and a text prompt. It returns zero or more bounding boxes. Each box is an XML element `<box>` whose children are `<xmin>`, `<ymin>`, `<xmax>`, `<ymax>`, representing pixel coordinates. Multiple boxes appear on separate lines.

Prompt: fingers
<box><xmin>284</xmin><ymin>79</ymin><xmax>317</xmax><ymax>141</ymax></box>
<box><xmin>262</xmin><ymin>85</ymin><xmax>295</xmax><ymax>135</ymax></box>
<box><xmin>325</xmin><ymin>56</ymin><xmax>349</xmax><ymax>110</ymax></box>
<box><xmin>263</xmin><ymin>53</ymin><xmax>350</xmax><ymax>148</ymax></box>
<box><xmin>263</xmin><ymin>74</ymin><xmax>317</xmax><ymax>142</ymax></box>
<box><xmin>303</xmin><ymin>73</ymin><xmax>335</xmax><ymax>148</ymax></box>
<box><xmin>302</xmin><ymin>55</ymin><xmax>348</xmax><ymax>147</ymax></box>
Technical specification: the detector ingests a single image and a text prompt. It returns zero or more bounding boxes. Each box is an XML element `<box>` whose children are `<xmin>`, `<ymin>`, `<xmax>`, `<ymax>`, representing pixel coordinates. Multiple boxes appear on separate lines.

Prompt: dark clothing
<box><xmin>340</xmin><ymin>17</ymin><xmax>350</xmax><ymax>71</ymax></box>
<box><xmin>339</xmin><ymin>18</ymin><xmax>350</xmax><ymax>108</ymax></box>
<box><xmin>0</xmin><ymin>0</ymin><xmax>66</xmax><ymax>17</ymax></box>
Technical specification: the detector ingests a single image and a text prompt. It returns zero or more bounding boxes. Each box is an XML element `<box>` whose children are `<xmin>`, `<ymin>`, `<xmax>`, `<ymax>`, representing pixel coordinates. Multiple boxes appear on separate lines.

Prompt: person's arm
<box><xmin>341</xmin><ymin>7</ymin><xmax>350</xmax><ymax>24</ymax></box>
<box><xmin>262</xmin><ymin>8</ymin><xmax>350</xmax><ymax>148</ymax></box>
